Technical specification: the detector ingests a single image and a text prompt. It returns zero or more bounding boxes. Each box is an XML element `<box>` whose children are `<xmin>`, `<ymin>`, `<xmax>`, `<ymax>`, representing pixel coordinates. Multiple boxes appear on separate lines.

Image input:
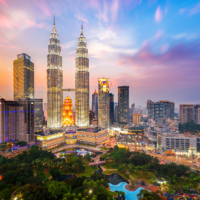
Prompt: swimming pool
<box><xmin>109</xmin><ymin>182</ymin><xmax>144</xmax><ymax>200</ymax></box>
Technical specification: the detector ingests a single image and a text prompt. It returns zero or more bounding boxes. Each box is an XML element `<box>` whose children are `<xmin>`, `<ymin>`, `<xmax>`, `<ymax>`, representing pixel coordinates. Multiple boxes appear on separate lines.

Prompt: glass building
<box><xmin>147</xmin><ymin>100</ymin><xmax>174</xmax><ymax>122</ymax></box>
<box><xmin>179</xmin><ymin>104</ymin><xmax>194</xmax><ymax>124</ymax></box>
<box><xmin>34</xmin><ymin>99</ymin><xmax>44</xmax><ymax>132</ymax></box>
<box><xmin>47</xmin><ymin>17</ymin><xmax>63</xmax><ymax>129</ymax></box>
<box><xmin>118</xmin><ymin>86</ymin><xmax>129</xmax><ymax>124</ymax></box>
<box><xmin>194</xmin><ymin>105</ymin><xmax>200</xmax><ymax>124</ymax></box>
<box><xmin>75</xmin><ymin>24</ymin><xmax>89</xmax><ymax>127</ymax></box>
<box><xmin>13</xmin><ymin>53</ymin><xmax>34</xmax><ymax>100</ymax></box>
<box><xmin>109</xmin><ymin>93</ymin><xmax>114</xmax><ymax>126</ymax></box>
<box><xmin>92</xmin><ymin>90</ymin><xmax>98</xmax><ymax>118</ymax></box>
<box><xmin>98</xmin><ymin>78</ymin><xmax>109</xmax><ymax>128</ymax></box>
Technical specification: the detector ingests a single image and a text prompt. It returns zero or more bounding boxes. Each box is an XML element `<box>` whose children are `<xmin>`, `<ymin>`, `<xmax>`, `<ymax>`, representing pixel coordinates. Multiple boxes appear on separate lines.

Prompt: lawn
<box><xmin>75</xmin><ymin>165</ymin><xmax>99</xmax><ymax>177</ymax></box>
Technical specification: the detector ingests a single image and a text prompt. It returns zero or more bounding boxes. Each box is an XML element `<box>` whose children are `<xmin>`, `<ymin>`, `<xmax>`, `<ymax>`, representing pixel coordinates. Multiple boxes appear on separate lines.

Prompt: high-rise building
<box><xmin>34</xmin><ymin>99</ymin><xmax>44</xmax><ymax>132</ymax></box>
<box><xmin>63</xmin><ymin>97</ymin><xmax>74</xmax><ymax>126</ymax></box>
<box><xmin>13</xmin><ymin>53</ymin><xmax>34</xmax><ymax>100</ymax></box>
<box><xmin>147</xmin><ymin>100</ymin><xmax>174</xmax><ymax>121</ymax></box>
<box><xmin>109</xmin><ymin>93</ymin><xmax>114</xmax><ymax>126</ymax></box>
<box><xmin>194</xmin><ymin>105</ymin><xmax>200</xmax><ymax>124</ymax></box>
<box><xmin>131</xmin><ymin>103</ymin><xmax>135</xmax><ymax>114</ymax></box>
<box><xmin>133</xmin><ymin>113</ymin><xmax>141</xmax><ymax>124</ymax></box>
<box><xmin>75</xmin><ymin>24</ymin><xmax>89</xmax><ymax>128</ymax></box>
<box><xmin>0</xmin><ymin>98</ymin><xmax>34</xmax><ymax>143</ymax></box>
<box><xmin>179</xmin><ymin>104</ymin><xmax>194</xmax><ymax>124</ymax></box>
<box><xmin>47</xmin><ymin>17</ymin><xmax>63</xmax><ymax>129</ymax></box>
<box><xmin>118</xmin><ymin>86</ymin><xmax>129</xmax><ymax>124</ymax></box>
<box><xmin>92</xmin><ymin>90</ymin><xmax>98</xmax><ymax>118</ymax></box>
<box><xmin>98</xmin><ymin>78</ymin><xmax>109</xmax><ymax>128</ymax></box>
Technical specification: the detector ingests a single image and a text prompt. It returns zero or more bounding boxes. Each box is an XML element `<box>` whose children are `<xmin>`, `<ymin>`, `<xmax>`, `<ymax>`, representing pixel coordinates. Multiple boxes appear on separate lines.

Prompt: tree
<box><xmin>47</xmin><ymin>181</ymin><xmax>71</xmax><ymax>199</ymax></box>
<box><xmin>0</xmin><ymin>188</ymin><xmax>12</xmax><ymax>200</ymax></box>
<box><xmin>50</xmin><ymin>167</ymin><xmax>60</xmax><ymax>181</ymax></box>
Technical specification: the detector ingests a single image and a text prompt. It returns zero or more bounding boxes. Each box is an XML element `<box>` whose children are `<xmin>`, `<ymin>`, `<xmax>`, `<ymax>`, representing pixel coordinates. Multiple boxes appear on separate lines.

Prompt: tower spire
<box><xmin>81</xmin><ymin>21</ymin><xmax>83</xmax><ymax>30</ymax></box>
<box><xmin>54</xmin><ymin>15</ymin><xmax>55</xmax><ymax>26</ymax></box>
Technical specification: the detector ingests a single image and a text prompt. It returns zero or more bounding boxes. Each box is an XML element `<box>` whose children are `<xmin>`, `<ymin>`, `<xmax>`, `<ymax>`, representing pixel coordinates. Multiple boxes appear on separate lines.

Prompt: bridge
<box><xmin>88</xmin><ymin>161</ymin><xmax>106</xmax><ymax>166</ymax></box>
<box><xmin>62</xmin><ymin>88</ymin><xmax>76</xmax><ymax>92</ymax></box>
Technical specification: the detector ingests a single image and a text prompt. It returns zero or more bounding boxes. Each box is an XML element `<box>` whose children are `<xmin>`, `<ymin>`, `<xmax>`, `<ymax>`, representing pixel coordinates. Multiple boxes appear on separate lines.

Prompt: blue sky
<box><xmin>0</xmin><ymin>0</ymin><xmax>200</xmax><ymax>107</ymax></box>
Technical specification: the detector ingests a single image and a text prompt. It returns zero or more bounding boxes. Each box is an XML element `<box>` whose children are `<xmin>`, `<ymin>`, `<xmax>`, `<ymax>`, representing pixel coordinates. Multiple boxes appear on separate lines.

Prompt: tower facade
<box><xmin>75</xmin><ymin>24</ymin><xmax>89</xmax><ymax>127</ymax></box>
<box><xmin>13</xmin><ymin>53</ymin><xmax>34</xmax><ymax>100</ymax></box>
<box><xmin>109</xmin><ymin>93</ymin><xmax>114</xmax><ymax>126</ymax></box>
<box><xmin>179</xmin><ymin>104</ymin><xmax>194</xmax><ymax>124</ymax></box>
<box><xmin>92</xmin><ymin>90</ymin><xmax>98</xmax><ymax>118</ymax></box>
<box><xmin>63</xmin><ymin>97</ymin><xmax>74</xmax><ymax>126</ymax></box>
<box><xmin>47</xmin><ymin>18</ymin><xmax>63</xmax><ymax>128</ymax></box>
<box><xmin>98</xmin><ymin>78</ymin><xmax>109</xmax><ymax>128</ymax></box>
<box><xmin>118</xmin><ymin>86</ymin><xmax>129</xmax><ymax>124</ymax></box>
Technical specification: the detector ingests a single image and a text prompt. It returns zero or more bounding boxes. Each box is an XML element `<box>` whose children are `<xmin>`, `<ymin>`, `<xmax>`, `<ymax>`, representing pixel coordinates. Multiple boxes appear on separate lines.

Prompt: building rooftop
<box><xmin>77</xmin><ymin>127</ymin><xmax>105</xmax><ymax>133</ymax></box>
<box><xmin>159</xmin><ymin>133</ymin><xmax>197</xmax><ymax>138</ymax></box>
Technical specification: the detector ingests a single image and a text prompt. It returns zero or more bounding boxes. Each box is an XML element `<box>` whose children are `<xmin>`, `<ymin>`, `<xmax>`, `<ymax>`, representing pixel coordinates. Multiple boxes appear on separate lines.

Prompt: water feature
<box><xmin>59</xmin><ymin>174</ymin><xmax>77</xmax><ymax>181</ymax></box>
<box><xmin>109</xmin><ymin>182</ymin><xmax>144</xmax><ymax>200</ymax></box>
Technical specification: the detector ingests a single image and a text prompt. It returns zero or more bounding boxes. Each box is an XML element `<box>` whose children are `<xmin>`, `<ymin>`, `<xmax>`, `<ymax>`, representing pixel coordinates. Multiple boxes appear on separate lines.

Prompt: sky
<box><xmin>0</xmin><ymin>0</ymin><xmax>200</xmax><ymax>108</ymax></box>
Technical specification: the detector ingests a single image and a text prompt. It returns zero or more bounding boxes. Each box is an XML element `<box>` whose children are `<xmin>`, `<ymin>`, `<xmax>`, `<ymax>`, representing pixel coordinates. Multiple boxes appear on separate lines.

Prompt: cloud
<box><xmin>179</xmin><ymin>8</ymin><xmax>187</xmax><ymax>14</ymax></box>
<box><xmin>75</xmin><ymin>14</ymin><xmax>88</xmax><ymax>23</ymax></box>
<box><xmin>0</xmin><ymin>43</ymin><xmax>19</xmax><ymax>49</ymax></box>
<box><xmin>189</xmin><ymin>2</ymin><xmax>200</xmax><ymax>15</ymax></box>
<box><xmin>96</xmin><ymin>1</ymin><xmax>109</xmax><ymax>22</ymax></box>
<box><xmin>155</xmin><ymin>29</ymin><xmax>164</xmax><ymax>39</ymax></box>
<box><xmin>0</xmin><ymin>0</ymin><xmax>7</xmax><ymax>7</ymax></box>
<box><xmin>155</xmin><ymin>6</ymin><xmax>162</xmax><ymax>23</ymax></box>
<box><xmin>111</xmin><ymin>0</ymin><xmax>120</xmax><ymax>22</ymax></box>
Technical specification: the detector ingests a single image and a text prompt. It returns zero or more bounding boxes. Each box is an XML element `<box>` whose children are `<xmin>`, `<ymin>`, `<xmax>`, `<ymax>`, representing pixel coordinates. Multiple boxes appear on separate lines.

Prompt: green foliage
<box><xmin>50</xmin><ymin>167</ymin><xmax>60</xmax><ymax>181</ymax></box>
<box><xmin>179</xmin><ymin>120</ymin><xmax>200</xmax><ymax>133</ymax></box>
<box><xmin>15</xmin><ymin>141</ymin><xmax>27</xmax><ymax>146</ymax></box>
<box><xmin>0</xmin><ymin>188</ymin><xmax>12</xmax><ymax>200</ymax></box>
<box><xmin>137</xmin><ymin>189</ymin><xmax>162</xmax><ymax>200</ymax></box>
<box><xmin>47</xmin><ymin>181</ymin><xmax>71</xmax><ymax>198</ymax></box>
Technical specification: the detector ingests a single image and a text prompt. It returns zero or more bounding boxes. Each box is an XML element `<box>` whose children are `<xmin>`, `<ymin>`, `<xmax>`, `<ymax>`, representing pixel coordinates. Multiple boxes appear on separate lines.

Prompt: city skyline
<box><xmin>1</xmin><ymin>0</ymin><xmax>200</xmax><ymax>107</ymax></box>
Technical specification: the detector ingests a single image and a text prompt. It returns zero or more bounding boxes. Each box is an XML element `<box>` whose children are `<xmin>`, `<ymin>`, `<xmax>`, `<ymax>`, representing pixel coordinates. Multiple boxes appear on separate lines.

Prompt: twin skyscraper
<box><xmin>47</xmin><ymin>18</ymin><xmax>89</xmax><ymax>129</ymax></box>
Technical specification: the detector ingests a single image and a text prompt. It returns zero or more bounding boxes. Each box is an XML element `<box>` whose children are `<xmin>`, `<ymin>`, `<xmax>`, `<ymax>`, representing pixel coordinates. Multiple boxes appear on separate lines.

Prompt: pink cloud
<box><xmin>111</xmin><ymin>0</ymin><xmax>120</xmax><ymax>22</ymax></box>
<box><xmin>189</xmin><ymin>2</ymin><xmax>200</xmax><ymax>15</ymax></box>
<box><xmin>75</xmin><ymin>14</ymin><xmax>88</xmax><ymax>23</ymax></box>
<box><xmin>155</xmin><ymin>6</ymin><xmax>162</xmax><ymax>23</ymax></box>
<box><xmin>0</xmin><ymin>0</ymin><xmax>7</xmax><ymax>7</ymax></box>
<box><xmin>155</xmin><ymin>29</ymin><xmax>164</xmax><ymax>39</ymax></box>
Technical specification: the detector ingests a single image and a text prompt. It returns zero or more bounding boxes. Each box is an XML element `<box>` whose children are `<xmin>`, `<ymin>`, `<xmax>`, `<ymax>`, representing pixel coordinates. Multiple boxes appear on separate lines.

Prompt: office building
<box><xmin>109</xmin><ymin>93</ymin><xmax>114</xmax><ymax>126</ymax></box>
<box><xmin>35</xmin><ymin>132</ymin><xmax>65</xmax><ymax>150</ymax></box>
<box><xmin>133</xmin><ymin>113</ymin><xmax>141</xmax><ymax>124</ymax></box>
<box><xmin>147</xmin><ymin>100</ymin><xmax>174</xmax><ymax>122</ymax></box>
<box><xmin>47</xmin><ymin>17</ymin><xmax>63</xmax><ymax>129</ymax></box>
<box><xmin>98</xmin><ymin>78</ymin><xmax>109</xmax><ymax>128</ymax></box>
<box><xmin>13</xmin><ymin>53</ymin><xmax>34</xmax><ymax>100</ymax></box>
<box><xmin>157</xmin><ymin>133</ymin><xmax>197</xmax><ymax>153</ymax></box>
<box><xmin>0</xmin><ymin>98</ymin><xmax>34</xmax><ymax>143</ymax></box>
<box><xmin>194</xmin><ymin>105</ymin><xmax>200</xmax><ymax>124</ymax></box>
<box><xmin>114</xmin><ymin>103</ymin><xmax>118</xmax><ymax>123</ymax></box>
<box><xmin>63</xmin><ymin>97</ymin><xmax>74</xmax><ymax>126</ymax></box>
<box><xmin>34</xmin><ymin>99</ymin><xmax>44</xmax><ymax>132</ymax></box>
<box><xmin>131</xmin><ymin>103</ymin><xmax>135</xmax><ymax>114</ymax></box>
<box><xmin>89</xmin><ymin>110</ymin><xmax>94</xmax><ymax>125</ymax></box>
<box><xmin>92</xmin><ymin>90</ymin><xmax>98</xmax><ymax>118</ymax></box>
<box><xmin>118</xmin><ymin>86</ymin><xmax>129</xmax><ymax>124</ymax></box>
<box><xmin>77</xmin><ymin>128</ymin><xmax>109</xmax><ymax>146</ymax></box>
<box><xmin>179</xmin><ymin>104</ymin><xmax>194</xmax><ymax>124</ymax></box>
<box><xmin>75</xmin><ymin>23</ymin><xmax>89</xmax><ymax>128</ymax></box>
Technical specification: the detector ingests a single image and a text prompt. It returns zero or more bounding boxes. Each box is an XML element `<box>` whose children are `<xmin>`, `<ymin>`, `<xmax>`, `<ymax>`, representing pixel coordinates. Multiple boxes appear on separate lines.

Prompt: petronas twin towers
<box><xmin>47</xmin><ymin>18</ymin><xmax>89</xmax><ymax>129</ymax></box>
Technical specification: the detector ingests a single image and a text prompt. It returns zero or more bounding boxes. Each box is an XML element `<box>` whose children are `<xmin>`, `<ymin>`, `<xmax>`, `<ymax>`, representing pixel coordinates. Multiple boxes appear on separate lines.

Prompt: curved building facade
<box><xmin>47</xmin><ymin>18</ymin><xmax>63</xmax><ymax>128</ymax></box>
<box><xmin>75</xmin><ymin>24</ymin><xmax>89</xmax><ymax>127</ymax></box>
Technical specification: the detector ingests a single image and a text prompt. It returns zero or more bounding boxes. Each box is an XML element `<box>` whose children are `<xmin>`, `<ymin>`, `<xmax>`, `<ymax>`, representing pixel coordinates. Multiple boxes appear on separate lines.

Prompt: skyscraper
<box><xmin>13</xmin><ymin>53</ymin><xmax>34</xmax><ymax>100</ymax></box>
<box><xmin>179</xmin><ymin>104</ymin><xmax>194</xmax><ymax>124</ymax></box>
<box><xmin>63</xmin><ymin>97</ymin><xmax>74</xmax><ymax>126</ymax></box>
<box><xmin>34</xmin><ymin>99</ymin><xmax>44</xmax><ymax>132</ymax></box>
<box><xmin>92</xmin><ymin>90</ymin><xmax>98</xmax><ymax>118</ymax></box>
<box><xmin>98</xmin><ymin>78</ymin><xmax>109</xmax><ymax>128</ymax></box>
<box><xmin>194</xmin><ymin>105</ymin><xmax>200</xmax><ymax>124</ymax></box>
<box><xmin>118</xmin><ymin>86</ymin><xmax>129</xmax><ymax>124</ymax></box>
<box><xmin>47</xmin><ymin>17</ymin><xmax>63</xmax><ymax>128</ymax></box>
<box><xmin>147</xmin><ymin>100</ymin><xmax>174</xmax><ymax>121</ymax></box>
<box><xmin>75</xmin><ymin>24</ymin><xmax>89</xmax><ymax>127</ymax></box>
<box><xmin>0</xmin><ymin>98</ymin><xmax>34</xmax><ymax>143</ymax></box>
<box><xmin>109</xmin><ymin>93</ymin><xmax>114</xmax><ymax>126</ymax></box>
